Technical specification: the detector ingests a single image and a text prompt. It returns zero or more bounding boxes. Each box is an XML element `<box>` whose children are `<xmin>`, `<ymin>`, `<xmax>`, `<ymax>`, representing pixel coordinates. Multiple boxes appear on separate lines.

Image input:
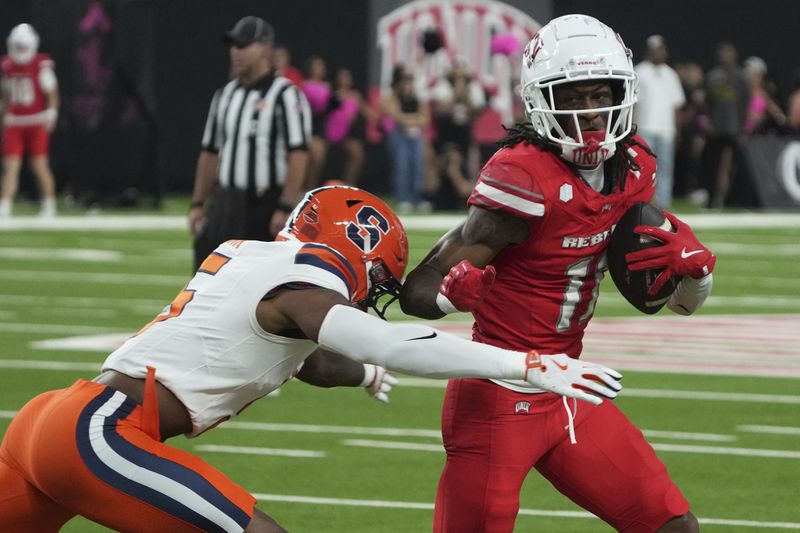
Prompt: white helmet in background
<box><xmin>7</xmin><ymin>23</ymin><xmax>39</xmax><ymax>65</ymax></box>
<box><xmin>520</xmin><ymin>14</ymin><xmax>636</xmax><ymax>153</ymax></box>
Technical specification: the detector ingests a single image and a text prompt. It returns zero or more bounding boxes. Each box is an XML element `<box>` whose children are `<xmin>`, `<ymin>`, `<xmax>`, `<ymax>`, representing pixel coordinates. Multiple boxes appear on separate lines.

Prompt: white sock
<box><xmin>40</xmin><ymin>197</ymin><xmax>56</xmax><ymax>217</ymax></box>
<box><xmin>0</xmin><ymin>198</ymin><xmax>11</xmax><ymax>218</ymax></box>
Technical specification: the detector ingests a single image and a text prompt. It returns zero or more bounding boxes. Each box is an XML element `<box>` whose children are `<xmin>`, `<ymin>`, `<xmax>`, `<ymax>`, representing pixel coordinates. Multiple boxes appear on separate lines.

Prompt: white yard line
<box><xmin>1</xmin><ymin>212</ymin><xmax>800</xmax><ymax>231</ymax></box>
<box><xmin>738</xmin><ymin>425</ymin><xmax>800</xmax><ymax>436</ymax></box>
<box><xmin>0</xmin><ymin>359</ymin><xmax>101</xmax><ymax>371</ymax></box>
<box><xmin>225</xmin><ymin>423</ymin><xmax>734</xmax><ymax>443</ymax></box>
<box><xmin>341</xmin><ymin>439</ymin><xmax>800</xmax><ymax>459</ymax></box>
<box><xmin>341</xmin><ymin>438</ymin><xmax>800</xmax><ymax>460</ymax></box>
<box><xmin>342</xmin><ymin>439</ymin><xmax>443</xmax><ymax>452</ymax></box>
<box><xmin>250</xmin><ymin>493</ymin><xmax>800</xmax><ymax>529</ymax></box>
<box><xmin>652</xmin><ymin>443</ymin><xmax>800</xmax><ymax>459</ymax></box>
<box><xmin>0</xmin><ymin>269</ymin><xmax>184</xmax><ymax>286</ymax></box>
<box><xmin>706</xmin><ymin>242</ymin><xmax>800</xmax><ymax>255</ymax></box>
<box><xmin>0</xmin><ymin>247</ymin><xmax>122</xmax><ymax>262</ymax></box>
<box><xmin>0</xmin><ymin>293</ymin><xmax>164</xmax><ymax>308</ymax></box>
<box><xmin>194</xmin><ymin>444</ymin><xmax>325</xmax><ymax>458</ymax></box>
<box><xmin>0</xmin><ymin>323</ymin><xmax>124</xmax><ymax>335</ymax></box>
<box><xmin>641</xmin><ymin>430</ymin><xmax>736</xmax><ymax>442</ymax></box>
<box><xmin>223</xmin><ymin>421</ymin><xmax>441</xmax><ymax>438</ymax></box>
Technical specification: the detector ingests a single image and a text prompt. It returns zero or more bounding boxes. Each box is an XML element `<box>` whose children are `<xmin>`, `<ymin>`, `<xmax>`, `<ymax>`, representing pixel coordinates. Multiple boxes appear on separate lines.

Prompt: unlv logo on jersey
<box><xmin>346</xmin><ymin>206</ymin><xmax>390</xmax><ymax>253</ymax></box>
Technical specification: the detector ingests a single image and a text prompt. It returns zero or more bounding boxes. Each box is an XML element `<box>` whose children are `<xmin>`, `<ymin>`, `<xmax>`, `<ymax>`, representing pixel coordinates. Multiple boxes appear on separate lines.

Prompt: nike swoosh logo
<box><xmin>553</xmin><ymin>361</ymin><xmax>569</xmax><ymax>371</ymax></box>
<box><xmin>405</xmin><ymin>332</ymin><xmax>437</xmax><ymax>341</ymax></box>
<box><xmin>681</xmin><ymin>248</ymin><xmax>703</xmax><ymax>259</ymax></box>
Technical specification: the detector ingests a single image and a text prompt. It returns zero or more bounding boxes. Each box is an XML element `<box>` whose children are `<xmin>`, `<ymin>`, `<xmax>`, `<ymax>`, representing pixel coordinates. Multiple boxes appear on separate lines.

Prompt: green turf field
<box><xmin>0</xmin><ymin>210</ymin><xmax>798</xmax><ymax>531</ymax></box>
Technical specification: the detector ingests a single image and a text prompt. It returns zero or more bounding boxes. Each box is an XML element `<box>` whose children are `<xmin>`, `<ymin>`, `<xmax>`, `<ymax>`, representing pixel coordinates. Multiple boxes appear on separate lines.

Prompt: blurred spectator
<box><xmin>742</xmin><ymin>56</ymin><xmax>786</xmax><ymax>134</ymax></box>
<box><xmin>787</xmin><ymin>69</ymin><xmax>800</xmax><ymax>132</ymax></box>
<box><xmin>379</xmin><ymin>64</ymin><xmax>430</xmax><ymax>212</ymax></box>
<box><xmin>430</xmin><ymin>58</ymin><xmax>486</xmax><ymax>154</ymax></box>
<box><xmin>634</xmin><ymin>35</ymin><xmax>685</xmax><ymax>208</ymax></box>
<box><xmin>674</xmin><ymin>62</ymin><xmax>710</xmax><ymax>206</ymax></box>
<box><xmin>327</xmin><ymin>67</ymin><xmax>371</xmax><ymax>185</ymax></box>
<box><xmin>705</xmin><ymin>42</ymin><xmax>749</xmax><ymax>209</ymax></box>
<box><xmin>302</xmin><ymin>55</ymin><xmax>335</xmax><ymax>189</ymax></box>
<box><xmin>426</xmin><ymin>142</ymin><xmax>473</xmax><ymax>211</ymax></box>
<box><xmin>472</xmin><ymin>32</ymin><xmax>523</xmax><ymax>168</ymax></box>
<box><xmin>272</xmin><ymin>43</ymin><xmax>303</xmax><ymax>86</ymax></box>
<box><xmin>0</xmin><ymin>23</ymin><xmax>59</xmax><ymax>218</ymax></box>
<box><xmin>413</xmin><ymin>28</ymin><xmax>450</xmax><ymax>210</ymax></box>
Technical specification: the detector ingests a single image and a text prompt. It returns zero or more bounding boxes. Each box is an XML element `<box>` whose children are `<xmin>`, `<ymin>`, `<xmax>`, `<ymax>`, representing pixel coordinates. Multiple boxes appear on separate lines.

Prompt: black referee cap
<box><xmin>222</xmin><ymin>16</ymin><xmax>274</xmax><ymax>47</ymax></box>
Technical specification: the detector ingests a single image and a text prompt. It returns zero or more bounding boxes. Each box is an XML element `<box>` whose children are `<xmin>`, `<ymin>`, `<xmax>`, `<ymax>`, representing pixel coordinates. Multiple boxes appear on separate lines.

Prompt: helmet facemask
<box><xmin>522</xmin><ymin>72</ymin><xmax>636</xmax><ymax>166</ymax></box>
<box><xmin>357</xmin><ymin>260</ymin><xmax>403</xmax><ymax>320</ymax></box>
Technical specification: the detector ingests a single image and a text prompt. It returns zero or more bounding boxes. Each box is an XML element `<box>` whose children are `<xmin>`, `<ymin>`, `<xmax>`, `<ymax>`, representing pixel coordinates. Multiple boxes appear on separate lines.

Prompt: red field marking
<box><xmin>428</xmin><ymin>315</ymin><xmax>800</xmax><ymax>378</ymax></box>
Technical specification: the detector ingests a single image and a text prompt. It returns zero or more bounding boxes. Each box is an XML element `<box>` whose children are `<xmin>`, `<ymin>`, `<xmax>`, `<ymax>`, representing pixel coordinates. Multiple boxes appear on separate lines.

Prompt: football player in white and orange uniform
<box><xmin>0</xmin><ymin>23</ymin><xmax>59</xmax><ymax>218</ymax></box>
<box><xmin>400</xmin><ymin>15</ymin><xmax>715</xmax><ymax>533</ymax></box>
<box><xmin>0</xmin><ymin>186</ymin><xmax>623</xmax><ymax>532</ymax></box>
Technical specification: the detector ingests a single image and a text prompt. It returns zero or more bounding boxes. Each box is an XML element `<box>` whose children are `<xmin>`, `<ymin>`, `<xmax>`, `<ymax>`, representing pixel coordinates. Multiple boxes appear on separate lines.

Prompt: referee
<box><xmin>188</xmin><ymin>16</ymin><xmax>311</xmax><ymax>269</ymax></box>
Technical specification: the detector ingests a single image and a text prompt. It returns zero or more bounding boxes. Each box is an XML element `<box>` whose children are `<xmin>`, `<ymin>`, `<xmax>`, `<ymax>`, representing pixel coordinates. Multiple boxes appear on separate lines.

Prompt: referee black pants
<box><xmin>193</xmin><ymin>187</ymin><xmax>282</xmax><ymax>270</ymax></box>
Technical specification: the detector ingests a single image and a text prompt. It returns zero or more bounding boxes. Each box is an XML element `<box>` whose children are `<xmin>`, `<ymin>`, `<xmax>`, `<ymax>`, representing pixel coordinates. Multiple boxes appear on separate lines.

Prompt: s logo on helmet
<box><xmin>346</xmin><ymin>206</ymin><xmax>390</xmax><ymax>253</ymax></box>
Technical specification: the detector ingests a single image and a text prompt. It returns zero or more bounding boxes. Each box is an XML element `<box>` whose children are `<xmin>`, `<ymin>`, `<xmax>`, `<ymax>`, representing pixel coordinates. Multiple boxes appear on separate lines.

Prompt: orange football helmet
<box><xmin>277</xmin><ymin>186</ymin><xmax>409</xmax><ymax>318</ymax></box>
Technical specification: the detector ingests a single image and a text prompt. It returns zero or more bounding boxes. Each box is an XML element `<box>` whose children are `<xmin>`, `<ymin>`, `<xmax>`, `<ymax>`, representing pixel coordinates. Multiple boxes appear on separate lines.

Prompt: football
<box><xmin>607</xmin><ymin>202</ymin><xmax>680</xmax><ymax>314</ymax></box>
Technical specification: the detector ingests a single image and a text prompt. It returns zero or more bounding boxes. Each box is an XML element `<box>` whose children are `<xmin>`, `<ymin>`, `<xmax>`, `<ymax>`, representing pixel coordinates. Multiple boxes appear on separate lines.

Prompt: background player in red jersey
<box><xmin>400</xmin><ymin>14</ymin><xmax>716</xmax><ymax>533</ymax></box>
<box><xmin>0</xmin><ymin>23</ymin><xmax>59</xmax><ymax>218</ymax></box>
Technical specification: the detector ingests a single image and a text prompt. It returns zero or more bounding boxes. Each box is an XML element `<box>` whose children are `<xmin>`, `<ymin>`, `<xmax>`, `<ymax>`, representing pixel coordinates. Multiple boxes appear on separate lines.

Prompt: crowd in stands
<box><xmin>6</xmin><ymin>19</ymin><xmax>800</xmax><ymax>218</ymax></box>
<box><xmin>276</xmin><ymin>34</ymin><xmax>800</xmax><ymax>213</ymax></box>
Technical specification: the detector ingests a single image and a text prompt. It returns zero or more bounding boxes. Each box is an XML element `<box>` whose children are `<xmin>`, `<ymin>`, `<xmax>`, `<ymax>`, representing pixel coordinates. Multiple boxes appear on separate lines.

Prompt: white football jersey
<box><xmin>102</xmin><ymin>239</ymin><xmax>355</xmax><ymax>437</ymax></box>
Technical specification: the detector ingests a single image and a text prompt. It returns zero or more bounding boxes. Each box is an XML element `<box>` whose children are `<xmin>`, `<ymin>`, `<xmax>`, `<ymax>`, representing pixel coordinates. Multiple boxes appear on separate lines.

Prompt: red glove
<box><xmin>626</xmin><ymin>211</ymin><xmax>716</xmax><ymax>296</ymax></box>
<box><xmin>436</xmin><ymin>259</ymin><xmax>496</xmax><ymax>313</ymax></box>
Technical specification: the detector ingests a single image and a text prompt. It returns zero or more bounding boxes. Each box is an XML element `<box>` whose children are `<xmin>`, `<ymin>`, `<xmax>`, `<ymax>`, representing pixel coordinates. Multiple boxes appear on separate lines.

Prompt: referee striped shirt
<box><xmin>201</xmin><ymin>73</ymin><xmax>311</xmax><ymax>194</ymax></box>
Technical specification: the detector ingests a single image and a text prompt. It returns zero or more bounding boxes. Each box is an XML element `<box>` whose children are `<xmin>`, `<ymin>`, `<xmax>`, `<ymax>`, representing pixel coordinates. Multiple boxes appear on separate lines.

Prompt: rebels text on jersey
<box><xmin>0</xmin><ymin>53</ymin><xmax>54</xmax><ymax>118</ymax></box>
<box><xmin>468</xmin><ymin>139</ymin><xmax>655</xmax><ymax>359</ymax></box>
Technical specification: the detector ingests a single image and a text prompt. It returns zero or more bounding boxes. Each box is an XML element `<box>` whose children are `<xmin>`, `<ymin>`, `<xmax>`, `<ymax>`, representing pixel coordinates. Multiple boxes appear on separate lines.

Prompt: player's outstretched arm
<box><xmin>295</xmin><ymin>348</ymin><xmax>396</xmax><ymax>403</ymax></box>
<box><xmin>399</xmin><ymin>206</ymin><xmax>528</xmax><ymax>319</ymax></box>
<box><xmin>319</xmin><ymin>304</ymin><xmax>621</xmax><ymax>405</ymax></box>
<box><xmin>263</xmin><ymin>285</ymin><xmax>620</xmax><ymax>405</ymax></box>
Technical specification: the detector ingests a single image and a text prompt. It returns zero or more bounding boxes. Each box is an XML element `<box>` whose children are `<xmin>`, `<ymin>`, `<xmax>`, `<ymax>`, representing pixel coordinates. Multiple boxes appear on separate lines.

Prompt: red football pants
<box><xmin>1</xmin><ymin>124</ymin><xmax>50</xmax><ymax>157</ymax></box>
<box><xmin>433</xmin><ymin>379</ymin><xmax>689</xmax><ymax>533</ymax></box>
<box><xmin>0</xmin><ymin>379</ymin><xmax>256</xmax><ymax>532</ymax></box>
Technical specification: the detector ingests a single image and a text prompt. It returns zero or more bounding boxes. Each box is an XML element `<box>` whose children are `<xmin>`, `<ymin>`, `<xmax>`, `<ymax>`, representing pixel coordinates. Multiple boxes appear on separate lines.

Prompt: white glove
<box><xmin>523</xmin><ymin>352</ymin><xmax>622</xmax><ymax>406</ymax></box>
<box><xmin>360</xmin><ymin>364</ymin><xmax>398</xmax><ymax>403</ymax></box>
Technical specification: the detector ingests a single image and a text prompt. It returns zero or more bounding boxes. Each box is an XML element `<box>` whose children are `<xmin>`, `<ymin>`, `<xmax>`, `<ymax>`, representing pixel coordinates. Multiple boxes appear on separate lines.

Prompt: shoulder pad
<box><xmin>294</xmin><ymin>243</ymin><xmax>359</xmax><ymax>299</ymax></box>
<box><xmin>467</xmin><ymin>144</ymin><xmax>563</xmax><ymax>218</ymax></box>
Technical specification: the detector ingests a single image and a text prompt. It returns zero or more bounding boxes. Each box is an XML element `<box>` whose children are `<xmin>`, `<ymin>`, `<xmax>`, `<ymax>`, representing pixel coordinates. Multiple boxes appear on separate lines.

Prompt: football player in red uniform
<box><xmin>400</xmin><ymin>14</ymin><xmax>715</xmax><ymax>533</ymax></box>
<box><xmin>0</xmin><ymin>23</ymin><xmax>59</xmax><ymax>218</ymax></box>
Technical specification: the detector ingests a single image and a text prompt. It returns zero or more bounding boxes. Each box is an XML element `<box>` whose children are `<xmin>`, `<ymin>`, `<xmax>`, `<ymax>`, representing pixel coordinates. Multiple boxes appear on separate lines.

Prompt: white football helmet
<box><xmin>520</xmin><ymin>14</ymin><xmax>636</xmax><ymax>152</ymax></box>
<box><xmin>7</xmin><ymin>23</ymin><xmax>39</xmax><ymax>65</ymax></box>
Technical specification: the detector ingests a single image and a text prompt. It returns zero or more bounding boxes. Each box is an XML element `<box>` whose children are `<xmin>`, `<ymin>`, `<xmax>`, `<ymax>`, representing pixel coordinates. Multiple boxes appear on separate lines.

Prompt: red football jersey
<box><xmin>1</xmin><ymin>53</ymin><xmax>54</xmax><ymax>116</ymax></box>
<box><xmin>468</xmin><ymin>139</ymin><xmax>655</xmax><ymax>358</ymax></box>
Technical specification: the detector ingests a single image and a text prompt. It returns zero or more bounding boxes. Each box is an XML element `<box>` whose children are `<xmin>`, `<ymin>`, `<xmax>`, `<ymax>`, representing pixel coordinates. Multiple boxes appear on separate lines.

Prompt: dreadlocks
<box><xmin>496</xmin><ymin>122</ymin><xmax>655</xmax><ymax>194</ymax></box>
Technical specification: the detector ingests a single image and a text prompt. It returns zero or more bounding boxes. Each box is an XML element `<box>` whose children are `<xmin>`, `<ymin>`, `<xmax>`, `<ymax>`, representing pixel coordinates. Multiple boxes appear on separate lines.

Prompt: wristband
<box><xmin>43</xmin><ymin>108</ymin><xmax>58</xmax><ymax>122</ymax></box>
<box><xmin>435</xmin><ymin>292</ymin><xmax>459</xmax><ymax>315</ymax></box>
<box><xmin>359</xmin><ymin>364</ymin><xmax>377</xmax><ymax>388</ymax></box>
